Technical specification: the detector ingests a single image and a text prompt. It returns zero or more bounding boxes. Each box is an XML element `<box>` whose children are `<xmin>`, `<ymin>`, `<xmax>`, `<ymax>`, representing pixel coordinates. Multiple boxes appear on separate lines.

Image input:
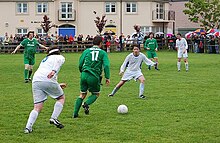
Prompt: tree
<box><xmin>94</xmin><ymin>14</ymin><xmax>107</xmax><ymax>35</ymax></box>
<box><xmin>40</xmin><ymin>15</ymin><xmax>57</xmax><ymax>33</ymax></box>
<box><xmin>183</xmin><ymin>0</ymin><xmax>220</xmax><ymax>29</ymax></box>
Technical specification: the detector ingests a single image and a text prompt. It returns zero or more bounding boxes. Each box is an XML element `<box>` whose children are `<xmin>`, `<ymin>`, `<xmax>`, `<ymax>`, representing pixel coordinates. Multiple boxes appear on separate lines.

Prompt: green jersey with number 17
<box><xmin>79</xmin><ymin>46</ymin><xmax>110</xmax><ymax>79</ymax></box>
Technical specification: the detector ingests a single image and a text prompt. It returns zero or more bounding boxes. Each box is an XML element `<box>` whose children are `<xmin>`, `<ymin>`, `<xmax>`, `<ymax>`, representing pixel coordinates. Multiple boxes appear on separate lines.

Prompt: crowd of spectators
<box><xmin>0</xmin><ymin>32</ymin><xmax>219</xmax><ymax>54</ymax></box>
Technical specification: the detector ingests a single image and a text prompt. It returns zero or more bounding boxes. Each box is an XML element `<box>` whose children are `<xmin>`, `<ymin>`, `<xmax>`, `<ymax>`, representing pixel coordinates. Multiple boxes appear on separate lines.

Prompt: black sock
<box><xmin>28</xmin><ymin>70</ymin><xmax>32</xmax><ymax>79</ymax></box>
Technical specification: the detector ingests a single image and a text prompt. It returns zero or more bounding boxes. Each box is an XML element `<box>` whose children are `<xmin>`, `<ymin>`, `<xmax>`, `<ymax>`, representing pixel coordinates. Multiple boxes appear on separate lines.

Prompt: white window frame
<box><xmin>17</xmin><ymin>3</ymin><xmax>28</xmax><ymax>14</ymax></box>
<box><xmin>37</xmin><ymin>28</ymin><xmax>47</xmax><ymax>37</ymax></box>
<box><xmin>126</xmin><ymin>2</ymin><xmax>137</xmax><ymax>13</ymax></box>
<box><xmin>156</xmin><ymin>3</ymin><xmax>164</xmax><ymax>20</ymax></box>
<box><xmin>61</xmin><ymin>2</ymin><xmax>73</xmax><ymax>19</ymax></box>
<box><xmin>17</xmin><ymin>28</ymin><xmax>28</xmax><ymax>36</ymax></box>
<box><xmin>105</xmin><ymin>2</ymin><xmax>116</xmax><ymax>14</ymax></box>
<box><xmin>37</xmin><ymin>2</ymin><xmax>48</xmax><ymax>14</ymax></box>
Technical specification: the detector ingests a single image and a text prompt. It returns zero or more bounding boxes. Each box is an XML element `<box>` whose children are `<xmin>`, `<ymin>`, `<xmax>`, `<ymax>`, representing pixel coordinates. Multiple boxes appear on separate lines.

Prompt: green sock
<box><xmin>85</xmin><ymin>95</ymin><xmax>98</xmax><ymax>105</ymax></box>
<box><xmin>73</xmin><ymin>97</ymin><xmax>83</xmax><ymax>116</ymax></box>
<box><xmin>24</xmin><ymin>69</ymin><xmax>29</xmax><ymax>79</ymax></box>
<box><xmin>28</xmin><ymin>70</ymin><xmax>32</xmax><ymax>79</ymax></box>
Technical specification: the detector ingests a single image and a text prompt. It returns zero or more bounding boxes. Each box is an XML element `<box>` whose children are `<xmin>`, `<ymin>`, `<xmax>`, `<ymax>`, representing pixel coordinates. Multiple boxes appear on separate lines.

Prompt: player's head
<box><xmin>132</xmin><ymin>45</ymin><xmax>140</xmax><ymax>56</ymax></box>
<box><xmin>27</xmin><ymin>31</ymin><xmax>34</xmax><ymax>39</ymax></box>
<box><xmin>177</xmin><ymin>33</ymin><xmax>182</xmax><ymax>40</ymax></box>
<box><xmin>47</xmin><ymin>47</ymin><xmax>60</xmax><ymax>56</ymax></box>
<box><xmin>93</xmin><ymin>35</ymin><xmax>103</xmax><ymax>47</ymax></box>
<box><xmin>149</xmin><ymin>32</ymin><xmax>154</xmax><ymax>38</ymax></box>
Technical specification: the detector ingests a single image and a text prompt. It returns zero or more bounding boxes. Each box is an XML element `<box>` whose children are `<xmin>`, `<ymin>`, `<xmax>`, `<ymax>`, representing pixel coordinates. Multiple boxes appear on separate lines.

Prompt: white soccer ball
<box><xmin>117</xmin><ymin>104</ymin><xmax>128</xmax><ymax>114</ymax></box>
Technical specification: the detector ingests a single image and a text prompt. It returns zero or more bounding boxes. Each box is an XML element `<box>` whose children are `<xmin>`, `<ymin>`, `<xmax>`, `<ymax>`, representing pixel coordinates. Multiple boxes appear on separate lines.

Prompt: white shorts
<box><xmin>121</xmin><ymin>70</ymin><xmax>143</xmax><ymax>81</ymax></box>
<box><xmin>32</xmin><ymin>81</ymin><xmax>64</xmax><ymax>104</ymax></box>
<box><xmin>178</xmin><ymin>50</ymin><xmax>188</xmax><ymax>59</ymax></box>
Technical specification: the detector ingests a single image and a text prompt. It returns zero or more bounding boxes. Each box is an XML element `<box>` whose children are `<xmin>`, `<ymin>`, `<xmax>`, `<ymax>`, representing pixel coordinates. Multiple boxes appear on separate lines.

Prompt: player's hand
<box><xmin>47</xmin><ymin>70</ymin><xmax>56</xmax><ymax>79</ymax></box>
<box><xmin>119</xmin><ymin>72</ymin><xmax>124</xmax><ymax>76</ymax></box>
<box><xmin>59</xmin><ymin>83</ymin><xmax>67</xmax><ymax>89</ymax></box>
<box><xmin>183</xmin><ymin>50</ymin><xmax>186</xmax><ymax>54</ymax></box>
<box><xmin>106</xmin><ymin>79</ymin><xmax>110</xmax><ymax>86</ymax></box>
<box><xmin>147</xmin><ymin>48</ymin><xmax>150</xmax><ymax>50</ymax></box>
<box><xmin>155</xmin><ymin>48</ymin><xmax>158</xmax><ymax>52</ymax></box>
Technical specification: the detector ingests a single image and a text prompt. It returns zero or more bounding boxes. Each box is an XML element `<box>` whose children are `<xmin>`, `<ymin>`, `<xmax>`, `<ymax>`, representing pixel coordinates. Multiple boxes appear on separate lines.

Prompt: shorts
<box><xmin>178</xmin><ymin>50</ymin><xmax>188</xmax><ymax>59</ymax></box>
<box><xmin>121</xmin><ymin>70</ymin><xmax>143</xmax><ymax>81</ymax></box>
<box><xmin>24</xmin><ymin>55</ymin><xmax>35</xmax><ymax>65</ymax></box>
<box><xmin>32</xmin><ymin>81</ymin><xmax>64</xmax><ymax>104</ymax></box>
<box><xmin>80</xmin><ymin>72</ymin><xmax>100</xmax><ymax>93</ymax></box>
<box><xmin>147</xmin><ymin>51</ymin><xmax>158</xmax><ymax>59</ymax></box>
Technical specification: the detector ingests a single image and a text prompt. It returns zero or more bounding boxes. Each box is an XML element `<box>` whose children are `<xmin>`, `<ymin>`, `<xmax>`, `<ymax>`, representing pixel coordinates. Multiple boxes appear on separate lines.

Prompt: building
<box><xmin>0</xmin><ymin>0</ymin><xmax>175</xmax><ymax>37</ymax></box>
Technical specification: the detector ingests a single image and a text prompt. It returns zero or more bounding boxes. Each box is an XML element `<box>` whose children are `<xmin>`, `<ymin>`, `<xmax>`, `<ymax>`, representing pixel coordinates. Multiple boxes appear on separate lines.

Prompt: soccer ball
<box><xmin>117</xmin><ymin>104</ymin><xmax>128</xmax><ymax>114</ymax></box>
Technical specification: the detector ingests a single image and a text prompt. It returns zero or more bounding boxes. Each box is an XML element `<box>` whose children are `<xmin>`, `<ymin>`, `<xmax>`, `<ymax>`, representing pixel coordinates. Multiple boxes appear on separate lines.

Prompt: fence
<box><xmin>0</xmin><ymin>39</ymin><xmax>219</xmax><ymax>54</ymax></box>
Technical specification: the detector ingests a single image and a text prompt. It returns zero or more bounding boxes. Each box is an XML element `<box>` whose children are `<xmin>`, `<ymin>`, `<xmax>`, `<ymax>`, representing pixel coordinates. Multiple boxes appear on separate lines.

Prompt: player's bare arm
<box><xmin>47</xmin><ymin>70</ymin><xmax>56</xmax><ymax>79</ymax></box>
<box><xmin>11</xmin><ymin>45</ymin><xmax>21</xmax><ymax>54</ymax></box>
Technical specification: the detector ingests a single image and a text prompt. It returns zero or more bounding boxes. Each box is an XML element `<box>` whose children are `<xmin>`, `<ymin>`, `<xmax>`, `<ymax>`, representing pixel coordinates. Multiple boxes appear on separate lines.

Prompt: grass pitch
<box><xmin>0</xmin><ymin>51</ymin><xmax>220</xmax><ymax>143</ymax></box>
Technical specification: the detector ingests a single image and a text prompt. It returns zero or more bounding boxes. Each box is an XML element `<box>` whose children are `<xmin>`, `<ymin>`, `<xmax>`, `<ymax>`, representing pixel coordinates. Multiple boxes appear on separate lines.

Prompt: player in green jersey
<box><xmin>73</xmin><ymin>36</ymin><xmax>110</xmax><ymax>118</ymax></box>
<box><xmin>12</xmin><ymin>31</ymin><xmax>48</xmax><ymax>83</ymax></box>
<box><xmin>144</xmin><ymin>32</ymin><xmax>159</xmax><ymax>70</ymax></box>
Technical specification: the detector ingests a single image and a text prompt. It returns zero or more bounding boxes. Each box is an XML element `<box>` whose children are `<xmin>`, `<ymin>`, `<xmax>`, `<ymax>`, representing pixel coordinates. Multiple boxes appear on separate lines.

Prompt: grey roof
<box><xmin>0</xmin><ymin>0</ymin><xmax>54</xmax><ymax>2</ymax></box>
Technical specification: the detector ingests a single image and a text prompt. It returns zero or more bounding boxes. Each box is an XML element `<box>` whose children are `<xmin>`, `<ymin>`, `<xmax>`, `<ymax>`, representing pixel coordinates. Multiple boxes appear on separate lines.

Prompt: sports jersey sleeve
<box><xmin>52</xmin><ymin>56</ymin><xmax>65</xmax><ymax>73</ymax></box>
<box><xmin>79</xmin><ymin>49</ymin><xmax>88</xmax><ymax>72</ymax></box>
<box><xmin>120</xmin><ymin>54</ymin><xmax>130</xmax><ymax>73</ymax></box>
<box><xmin>103</xmin><ymin>52</ymin><xmax>110</xmax><ymax>79</ymax></box>
<box><xmin>20</xmin><ymin>39</ymin><xmax>26</xmax><ymax>47</ymax></box>
<box><xmin>144</xmin><ymin>39</ymin><xmax>148</xmax><ymax>49</ymax></box>
<box><xmin>183</xmin><ymin>38</ymin><xmax>188</xmax><ymax>49</ymax></box>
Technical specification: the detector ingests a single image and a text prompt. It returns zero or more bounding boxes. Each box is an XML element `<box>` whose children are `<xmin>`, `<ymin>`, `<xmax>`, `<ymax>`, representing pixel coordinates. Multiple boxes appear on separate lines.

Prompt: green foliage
<box><xmin>183</xmin><ymin>0</ymin><xmax>220</xmax><ymax>29</ymax></box>
<box><xmin>0</xmin><ymin>52</ymin><xmax>220</xmax><ymax>142</ymax></box>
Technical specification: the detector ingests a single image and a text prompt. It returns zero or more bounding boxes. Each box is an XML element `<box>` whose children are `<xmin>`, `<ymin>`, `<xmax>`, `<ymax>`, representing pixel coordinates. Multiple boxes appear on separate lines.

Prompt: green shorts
<box><xmin>147</xmin><ymin>51</ymin><xmax>158</xmax><ymax>59</ymax></box>
<box><xmin>80</xmin><ymin>71</ymin><xmax>100</xmax><ymax>93</ymax></box>
<box><xmin>24</xmin><ymin>55</ymin><xmax>35</xmax><ymax>65</ymax></box>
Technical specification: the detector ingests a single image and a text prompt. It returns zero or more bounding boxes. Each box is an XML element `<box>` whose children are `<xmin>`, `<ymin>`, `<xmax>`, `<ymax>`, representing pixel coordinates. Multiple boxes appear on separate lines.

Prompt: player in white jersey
<box><xmin>24</xmin><ymin>47</ymin><xmax>65</xmax><ymax>134</ymax></box>
<box><xmin>176</xmin><ymin>33</ymin><xmax>189</xmax><ymax>72</ymax></box>
<box><xmin>108</xmin><ymin>45</ymin><xmax>156</xmax><ymax>99</ymax></box>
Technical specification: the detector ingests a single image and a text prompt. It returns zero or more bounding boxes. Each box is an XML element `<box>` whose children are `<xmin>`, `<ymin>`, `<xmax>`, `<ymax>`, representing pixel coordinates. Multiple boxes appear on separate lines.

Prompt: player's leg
<box><xmin>73</xmin><ymin>72</ymin><xmax>88</xmax><ymax>118</ymax></box>
<box><xmin>138</xmin><ymin>75</ymin><xmax>146</xmax><ymax>98</ymax></box>
<box><xmin>24</xmin><ymin>64</ymin><xmax>30</xmax><ymax>83</ymax></box>
<box><xmin>147</xmin><ymin>51</ymin><xmax>153</xmax><ymax>70</ymax></box>
<box><xmin>50</xmin><ymin>95</ymin><xmax>65</xmax><ymax>129</ymax></box>
<box><xmin>28</xmin><ymin>57</ymin><xmax>35</xmax><ymax>81</ymax></box>
<box><xmin>183</xmin><ymin>52</ymin><xmax>189</xmax><ymax>72</ymax></box>
<box><xmin>177</xmin><ymin>51</ymin><xmax>182</xmax><ymax>72</ymax></box>
<box><xmin>154</xmin><ymin>55</ymin><xmax>159</xmax><ymax>70</ymax></box>
<box><xmin>24</xmin><ymin>102</ymin><xmax>44</xmax><ymax>134</ymax></box>
<box><xmin>108</xmin><ymin>80</ymin><xmax>126</xmax><ymax>97</ymax></box>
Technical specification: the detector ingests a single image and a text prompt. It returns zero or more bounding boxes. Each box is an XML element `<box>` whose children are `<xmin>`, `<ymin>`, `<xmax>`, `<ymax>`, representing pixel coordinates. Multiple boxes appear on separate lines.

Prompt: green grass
<box><xmin>0</xmin><ymin>51</ymin><xmax>220</xmax><ymax>143</ymax></box>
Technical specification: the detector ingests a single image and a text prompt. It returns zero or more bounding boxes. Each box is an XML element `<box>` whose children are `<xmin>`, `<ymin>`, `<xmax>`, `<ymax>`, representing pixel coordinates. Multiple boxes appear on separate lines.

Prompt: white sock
<box><xmin>111</xmin><ymin>87</ymin><xmax>120</xmax><ymax>95</ymax></box>
<box><xmin>177</xmin><ymin>62</ymin><xmax>181</xmax><ymax>71</ymax></box>
<box><xmin>25</xmin><ymin>110</ymin><xmax>39</xmax><ymax>129</ymax></box>
<box><xmin>185</xmin><ymin>62</ymin><xmax>189</xmax><ymax>71</ymax></box>
<box><xmin>51</xmin><ymin>101</ymin><xmax>63</xmax><ymax>119</ymax></box>
<box><xmin>139</xmin><ymin>83</ymin><xmax>144</xmax><ymax>96</ymax></box>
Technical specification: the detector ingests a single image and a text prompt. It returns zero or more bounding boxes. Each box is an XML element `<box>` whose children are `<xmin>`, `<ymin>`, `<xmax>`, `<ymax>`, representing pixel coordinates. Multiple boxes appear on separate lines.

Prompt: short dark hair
<box><xmin>47</xmin><ymin>46</ymin><xmax>60</xmax><ymax>56</ymax></box>
<box><xmin>149</xmin><ymin>32</ymin><xmax>154</xmax><ymax>36</ymax></box>
<box><xmin>93</xmin><ymin>36</ymin><xmax>102</xmax><ymax>45</ymax></box>
<box><xmin>27</xmin><ymin>31</ymin><xmax>34</xmax><ymax>37</ymax></box>
<box><xmin>177</xmin><ymin>33</ymin><xmax>181</xmax><ymax>36</ymax></box>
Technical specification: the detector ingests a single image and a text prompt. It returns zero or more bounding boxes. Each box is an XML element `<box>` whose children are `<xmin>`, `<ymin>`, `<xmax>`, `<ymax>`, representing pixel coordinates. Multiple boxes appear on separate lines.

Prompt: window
<box><xmin>141</xmin><ymin>26</ymin><xmax>150</xmax><ymax>34</ymax></box>
<box><xmin>37</xmin><ymin>3</ymin><xmax>48</xmax><ymax>14</ymax></box>
<box><xmin>126</xmin><ymin>2</ymin><xmax>137</xmax><ymax>13</ymax></box>
<box><xmin>61</xmin><ymin>2</ymin><xmax>73</xmax><ymax>19</ymax></box>
<box><xmin>17</xmin><ymin>3</ymin><xmax>28</xmax><ymax>14</ymax></box>
<box><xmin>105</xmin><ymin>2</ymin><xmax>116</xmax><ymax>13</ymax></box>
<box><xmin>156</xmin><ymin>3</ymin><xmax>164</xmax><ymax>19</ymax></box>
<box><xmin>17</xmin><ymin>28</ymin><xmax>28</xmax><ymax>36</ymax></box>
<box><xmin>37</xmin><ymin>28</ymin><xmax>47</xmax><ymax>36</ymax></box>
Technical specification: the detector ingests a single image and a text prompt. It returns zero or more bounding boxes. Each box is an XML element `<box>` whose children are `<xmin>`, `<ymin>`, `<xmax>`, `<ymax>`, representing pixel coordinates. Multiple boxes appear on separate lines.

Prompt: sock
<box><xmin>148</xmin><ymin>65</ymin><xmax>151</xmax><ymax>69</ymax></box>
<box><xmin>139</xmin><ymin>83</ymin><xmax>144</xmax><ymax>96</ymax></box>
<box><xmin>51</xmin><ymin>101</ymin><xmax>63</xmax><ymax>119</ymax></box>
<box><xmin>73</xmin><ymin>97</ymin><xmax>83</xmax><ymax>116</ymax></box>
<box><xmin>110</xmin><ymin>87</ymin><xmax>120</xmax><ymax>95</ymax></box>
<box><xmin>28</xmin><ymin>70</ymin><xmax>32</xmax><ymax>79</ymax></box>
<box><xmin>25</xmin><ymin>110</ymin><xmax>39</xmax><ymax>130</ymax></box>
<box><xmin>85</xmin><ymin>95</ymin><xmax>98</xmax><ymax>105</ymax></box>
<box><xmin>185</xmin><ymin>62</ymin><xmax>189</xmax><ymax>71</ymax></box>
<box><xmin>155</xmin><ymin>62</ymin><xmax>158</xmax><ymax>69</ymax></box>
<box><xmin>24</xmin><ymin>69</ymin><xmax>29</xmax><ymax>79</ymax></box>
<box><xmin>177</xmin><ymin>62</ymin><xmax>181</xmax><ymax>71</ymax></box>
